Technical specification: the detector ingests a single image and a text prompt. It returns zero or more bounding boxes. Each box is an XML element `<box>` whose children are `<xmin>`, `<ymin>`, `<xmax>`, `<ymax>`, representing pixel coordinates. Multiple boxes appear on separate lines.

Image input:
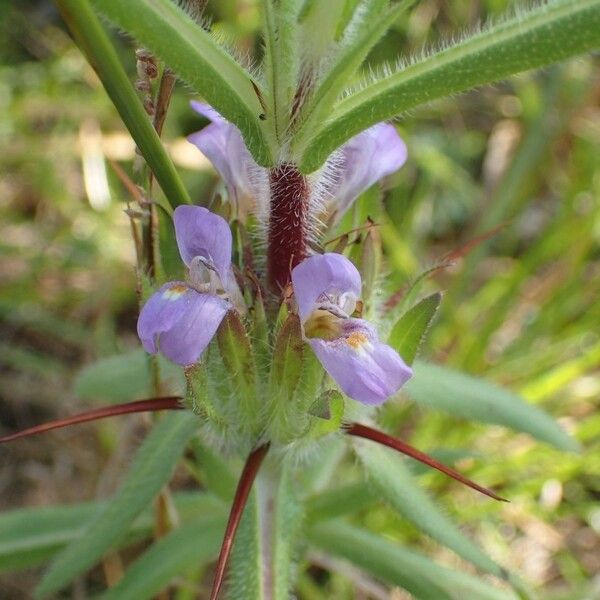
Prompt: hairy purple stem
<box><xmin>267</xmin><ymin>164</ymin><xmax>309</xmax><ymax>293</ymax></box>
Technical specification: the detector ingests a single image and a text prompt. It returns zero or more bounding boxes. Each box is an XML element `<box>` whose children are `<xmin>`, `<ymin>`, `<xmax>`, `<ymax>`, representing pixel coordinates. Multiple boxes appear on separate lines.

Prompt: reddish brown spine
<box><xmin>0</xmin><ymin>397</ymin><xmax>183</xmax><ymax>443</ymax></box>
<box><xmin>346</xmin><ymin>422</ymin><xmax>507</xmax><ymax>502</ymax></box>
<box><xmin>210</xmin><ymin>443</ymin><xmax>270</xmax><ymax>600</ymax></box>
<box><xmin>267</xmin><ymin>163</ymin><xmax>309</xmax><ymax>293</ymax></box>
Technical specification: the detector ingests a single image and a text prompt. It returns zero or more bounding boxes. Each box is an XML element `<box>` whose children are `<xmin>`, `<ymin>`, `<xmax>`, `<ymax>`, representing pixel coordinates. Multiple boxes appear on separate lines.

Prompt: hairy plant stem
<box><xmin>256</xmin><ymin>463</ymin><xmax>278</xmax><ymax>600</ymax></box>
<box><xmin>267</xmin><ymin>164</ymin><xmax>309</xmax><ymax>293</ymax></box>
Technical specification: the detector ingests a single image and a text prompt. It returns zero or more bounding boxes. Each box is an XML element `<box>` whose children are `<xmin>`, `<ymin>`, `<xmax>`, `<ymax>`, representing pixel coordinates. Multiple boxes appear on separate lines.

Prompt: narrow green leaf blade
<box><xmin>99</xmin><ymin>516</ymin><xmax>226</xmax><ymax>600</ymax></box>
<box><xmin>306</xmin><ymin>482</ymin><xmax>376</xmax><ymax>522</ymax></box>
<box><xmin>227</xmin><ymin>464</ymin><xmax>302</xmax><ymax>600</ymax></box>
<box><xmin>354</xmin><ymin>440</ymin><xmax>505</xmax><ymax>577</ymax></box>
<box><xmin>74</xmin><ymin>349</ymin><xmax>183</xmax><ymax>403</ymax></box>
<box><xmin>36</xmin><ymin>412</ymin><xmax>198</xmax><ymax>597</ymax></box>
<box><xmin>406</xmin><ymin>362</ymin><xmax>580</xmax><ymax>451</ymax></box>
<box><xmin>0</xmin><ymin>492</ymin><xmax>223</xmax><ymax>574</ymax></box>
<box><xmin>308</xmin><ymin>522</ymin><xmax>516</xmax><ymax>600</ymax></box>
<box><xmin>388</xmin><ymin>292</ymin><xmax>441</xmax><ymax>365</ymax></box>
<box><xmin>261</xmin><ymin>0</ymin><xmax>302</xmax><ymax>141</ymax></box>
<box><xmin>294</xmin><ymin>2</ymin><xmax>408</xmax><ymax>148</ymax></box>
<box><xmin>298</xmin><ymin>0</ymin><xmax>600</xmax><ymax>172</ymax></box>
<box><xmin>55</xmin><ymin>0</ymin><xmax>191</xmax><ymax>210</ymax></box>
<box><xmin>91</xmin><ymin>0</ymin><xmax>275</xmax><ymax>165</ymax></box>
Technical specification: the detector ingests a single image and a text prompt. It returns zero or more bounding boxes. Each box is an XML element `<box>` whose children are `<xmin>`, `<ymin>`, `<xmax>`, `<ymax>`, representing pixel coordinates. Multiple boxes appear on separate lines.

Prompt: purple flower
<box><xmin>189</xmin><ymin>102</ymin><xmax>264</xmax><ymax>218</ymax></box>
<box><xmin>188</xmin><ymin>102</ymin><xmax>406</xmax><ymax>221</ymax></box>
<box><xmin>292</xmin><ymin>253</ymin><xmax>412</xmax><ymax>405</ymax></box>
<box><xmin>330</xmin><ymin>122</ymin><xmax>407</xmax><ymax>223</ymax></box>
<box><xmin>137</xmin><ymin>206</ymin><xmax>240</xmax><ymax>366</ymax></box>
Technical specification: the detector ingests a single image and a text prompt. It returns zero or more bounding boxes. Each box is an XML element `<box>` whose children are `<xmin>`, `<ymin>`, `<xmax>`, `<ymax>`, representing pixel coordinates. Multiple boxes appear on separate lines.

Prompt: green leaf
<box><xmin>227</xmin><ymin>464</ymin><xmax>302</xmax><ymax>600</ymax></box>
<box><xmin>99</xmin><ymin>515</ymin><xmax>226</xmax><ymax>600</ymax></box>
<box><xmin>293</xmin><ymin>1</ymin><xmax>408</xmax><ymax>149</ymax></box>
<box><xmin>388</xmin><ymin>292</ymin><xmax>441</xmax><ymax>365</ymax></box>
<box><xmin>35</xmin><ymin>412</ymin><xmax>198</xmax><ymax>597</ymax></box>
<box><xmin>308</xmin><ymin>522</ymin><xmax>517</xmax><ymax>600</ymax></box>
<box><xmin>190</xmin><ymin>438</ymin><xmax>238</xmax><ymax>502</ymax></box>
<box><xmin>91</xmin><ymin>0</ymin><xmax>275</xmax><ymax>166</ymax></box>
<box><xmin>297</xmin><ymin>0</ymin><xmax>600</xmax><ymax>172</ymax></box>
<box><xmin>354</xmin><ymin>440</ymin><xmax>505</xmax><ymax>577</ymax></box>
<box><xmin>298</xmin><ymin>0</ymin><xmax>346</xmax><ymax>60</ymax></box>
<box><xmin>55</xmin><ymin>0</ymin><xmax>190</xmax><ymax>211</ymax></box>
<box><xmin>73</xmin><ymin>349</ymin><xmax>184</xmax><ymax>403</ymax></box>
<box><xmin>270</xmin><ymin>464</ymin><xmax>303</xmax><ymax>599</ymax></box>
<box><xmin>306</xmin><ymin>482</ymin><xmax>375</xmax><ymax>522</ymax></box>
<box><xmin>406</xmin><ymin>362</ymin><xmax>580</xmax><ymax>452</ymax></box>
<box><xmin>0</xmin><ymin>492</ymin><xmax>224</xmax><ymax>574</ymax></box>
<box><xmin>261</xmin><ymin>0</ymin><xmax>302</xmax><ymax>142</ymax></box>
<box><xmin>0</xmin><ymin>502</ymin><xmax>101</xmax><ymax>573</ymax></box>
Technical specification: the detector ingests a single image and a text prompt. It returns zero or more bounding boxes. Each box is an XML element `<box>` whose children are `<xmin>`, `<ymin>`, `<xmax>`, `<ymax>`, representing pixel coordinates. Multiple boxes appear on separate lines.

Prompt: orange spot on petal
<box><xmin>163</xmin><ymin>284</ymin><xmax>188</xmax><ymax>300</ymax></box>
<box><xmin>346</xmin><ymin>331</ymin><xmax>368</xmax><ymax>349</ymax></box>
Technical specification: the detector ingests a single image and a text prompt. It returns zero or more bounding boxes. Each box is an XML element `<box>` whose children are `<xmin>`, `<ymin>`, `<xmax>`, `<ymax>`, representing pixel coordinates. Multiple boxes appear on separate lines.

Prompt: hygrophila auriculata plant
<box><xmin>1</xmin><ymin>0</ymin><xmax>597</xmax><ymax>598</ymax></box>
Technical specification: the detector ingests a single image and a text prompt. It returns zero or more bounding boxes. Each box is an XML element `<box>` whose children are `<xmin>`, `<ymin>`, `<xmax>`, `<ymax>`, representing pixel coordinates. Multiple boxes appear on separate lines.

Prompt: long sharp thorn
<box><xmin>346</xmin><ymin>423</ymin><xmax>508</xmax><ymax>502</ymax></box>
<box><xmin>210</xmin><ymin>443</ymin><xmax>270</xmax><ymax>600</ymax></box>
<box><xmin>0</xmin><ymin>397</ymin><xmax>184</xmax><ymax>444</ymax></box>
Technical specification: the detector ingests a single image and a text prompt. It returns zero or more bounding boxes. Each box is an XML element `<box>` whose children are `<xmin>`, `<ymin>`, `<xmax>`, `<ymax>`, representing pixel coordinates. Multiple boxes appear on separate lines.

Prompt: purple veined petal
<box><xmin>308</xmin><ymin>319</ymin><xmax>412</xmax><ymax>405</ymax></box>
<box><xmin>137</xmin><ymin>281</ymin><xmax>230</xmax><ymax>366</ymax></box>
<box><xmin>189</xmin><ymin>101</ymin><xmax>258</xmax><ymax>210</ymax></box>
<box><xmin>173</xmin><ymin>205</ymin><xmax>232</xmax><ymax>283</ymax></box>
<box><xmin>291</xmin><ymin>253</ymin><xmax>362</xmax><ymax>322</ymax></box>
<box><xmin>331</xmin><ymin>122</ymin><xmax>407</xmax><ymax>221</ymax></box>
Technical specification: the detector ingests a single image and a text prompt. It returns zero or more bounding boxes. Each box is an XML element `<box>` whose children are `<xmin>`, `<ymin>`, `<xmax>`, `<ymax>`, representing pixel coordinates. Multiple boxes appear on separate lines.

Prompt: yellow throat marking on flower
<box><xmin>162</xmin><ymin>284</ymin><xmax>188</xmax><ymax>300</ymax></box>
<box><xmin>345</xmin><ymin>331</ymin><xmax>369</xmax><ymax>350</ymax></box>
<box><xmin>304</xmin><ymin>309</ymin><xmax>343</xmax><ymax>341</ymax></box>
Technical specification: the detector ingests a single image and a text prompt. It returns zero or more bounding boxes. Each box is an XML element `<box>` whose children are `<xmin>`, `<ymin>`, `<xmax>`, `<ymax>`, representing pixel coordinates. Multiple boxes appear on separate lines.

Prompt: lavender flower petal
<box><xmin>188</xmin><ymin>101</ymin><xmax>257</xmax><ymax>208</ymax></box>
<box><xmin>173</xmin><ymin>205</ymin><xmax>232</xmax><ymax>282</ymax></box>
<box><xmin>291</xmin><ymin>253</ymin><xmax>362</xmax><ymax>321</ymax></box>
<box><xmin>309</xmin><ymin>319</ymin><xmax>412</xmax><ymax>405</ymax></box>
<box><xmin>332</xmin><ymin>123</ymin><xmax>407</xmax><ymax>219</ymax></box>
<box><xmin>137</xmin><ymin>282</ymin><xmax>229</xmax><ymax>366</ymax></box>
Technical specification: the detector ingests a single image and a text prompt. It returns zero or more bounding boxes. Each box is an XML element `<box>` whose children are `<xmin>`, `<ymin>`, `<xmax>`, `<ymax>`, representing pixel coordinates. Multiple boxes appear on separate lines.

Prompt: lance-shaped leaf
<box><xmin>0</xmin><ymin>493</ymin><xmax>224</xmax><ymax>574</ymax></box>
<box><xmin>308</xmin><ymin>523</ymin><xmax>517</xmax><ymax>600</ymax></box>
<box><xmin>261</xmin><ymin>0</ymin><xmax>302</xmax><ymax>142</ymax></box>
<box><xmin>36</xmin><ymin>412</ymin><xmax>198</xmax><ymax>598</ymax></box>
<box><xmin>354</xmin><ymin>440</ymin><xmax>506</xmax><ymax>577</ymax></box>
<box><xmin>227</xmin><ymin>461</ymin><xmax>302</xmax><ymax>600</ymax></box>
<box><xmin>293</xmin><ymin>2</ymin><xmax>409</xmax><ymax>148</ymax></box>
<box><xmin>99</xmin><ymin>515</ymin><xmax>227</xmax><ymax>600</ymax></box>
<box><xmin>297</xmin><ymin>0</ymin><xmax>600</xmax><ymax>172</ymax></box>
<box><xmin>388</xmin><ymin>292</ymin><xmax>441</xmax><ymax>365</ymax></box>
<box><xmin>217</xmin><ymin>311</ymin><xmax>258</xmax><ymax>410</ymax></box>
<box><xmin>212</xmin><ymin>445</ymin><xmax>269</xmax><ymax>600</ymax></box>
<box><xmin>55</xmin><ymin>0</ymin><xmax>190</xmax><ymax>210</ymax></box>
<box><xmin>406</xmin><ymin>362</ymin><xmax>580</xmax><ymax>451</ymax></box>
<box><xmin>306</xmin><ymin>482</ymin><xmax>376</xmax><ymax>522</ymax></box>
<box><xmin>91</xmin><ymin>0</ymin><xmax>275</xmax><ymax>165</ymax></box>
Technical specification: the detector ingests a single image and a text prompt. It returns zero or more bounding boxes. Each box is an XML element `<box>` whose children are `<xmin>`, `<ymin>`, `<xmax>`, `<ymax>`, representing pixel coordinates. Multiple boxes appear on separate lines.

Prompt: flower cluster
<box><xmin>137</xmin><ymin>103</ymin><xmax>412</xmax><ymax>424</ymax></box>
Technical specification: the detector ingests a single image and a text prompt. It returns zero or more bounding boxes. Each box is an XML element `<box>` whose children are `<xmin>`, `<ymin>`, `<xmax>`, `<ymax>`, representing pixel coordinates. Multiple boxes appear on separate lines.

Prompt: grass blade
<box><xmin>35</xmin><ymin>412</ymin><xmax>198</xmax><ymax>597</ymax></box>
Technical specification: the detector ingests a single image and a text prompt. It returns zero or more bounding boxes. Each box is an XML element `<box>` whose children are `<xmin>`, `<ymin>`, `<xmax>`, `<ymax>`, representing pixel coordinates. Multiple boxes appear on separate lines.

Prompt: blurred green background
<box><xmin>0</xmin><ymin>0</ymin><xmax>598</xmax><ymax>598</ymax></box>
